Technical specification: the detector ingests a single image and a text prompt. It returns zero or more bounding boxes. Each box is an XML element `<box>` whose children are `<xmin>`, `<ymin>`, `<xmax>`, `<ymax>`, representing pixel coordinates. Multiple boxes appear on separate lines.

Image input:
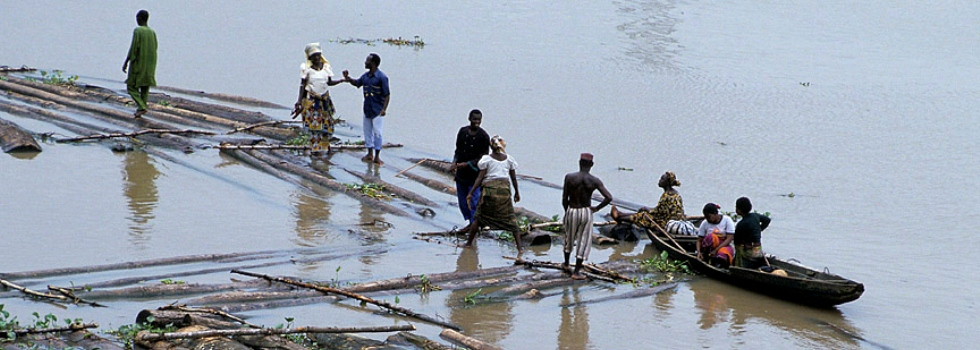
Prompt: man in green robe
<box><xmin>122</xmin><ymin>9</ymin><xmax>157</xmax><ymax>118</ymax></box>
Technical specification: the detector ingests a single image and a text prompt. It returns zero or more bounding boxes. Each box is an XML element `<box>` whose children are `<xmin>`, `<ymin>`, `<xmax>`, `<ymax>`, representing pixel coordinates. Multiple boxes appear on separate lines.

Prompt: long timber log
<box><xmin>232</xmin><ymin>270</ymin><xmax>462</xmax><ymax>330</ymax></box>
<box><xmin>239</xmin><ymin>149</ymin><xmax>410</xmax><ymax>216</ymax></box>
<box><xmin>154</xmin><ymin>85</ymin><xmax>290</xmax><ymax>109</ymax></box>
<box><xmin>0</xmin><ymin>117</ymin><xmax>41</xmax><ymax>152</ymax></box>
<box><xmin>0</xmin><ymin>250</ymin><xmax>286</xmax><ymax>280</ymax></box>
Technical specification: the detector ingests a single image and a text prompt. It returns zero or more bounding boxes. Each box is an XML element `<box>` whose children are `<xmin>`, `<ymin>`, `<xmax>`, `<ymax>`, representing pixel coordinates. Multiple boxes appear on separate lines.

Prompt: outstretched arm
<box><xmin>466</xmin><ymin>170</ymin><xmax>487</xmax><ymax>211</ymax></box>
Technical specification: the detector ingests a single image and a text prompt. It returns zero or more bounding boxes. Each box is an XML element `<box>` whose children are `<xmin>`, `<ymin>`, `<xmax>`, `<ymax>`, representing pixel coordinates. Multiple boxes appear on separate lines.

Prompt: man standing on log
<box><xmin>561</xmin><ymin>153</ymin><xmax>613</xmax><ymax>280</ymax></box>
<box><xmin>343</xmin><ymin>53</ymin><xmax>390</xmax><ymax>165</ymax></box>
<box><xmin>122</xmin><ymin>9</ymin><xmax>158</xmax><ymax>119</ymax></box>
<box><xmin>450</xmin><ymin>109</ymin><xmax>490</xmax><ymax>230</ymax></box>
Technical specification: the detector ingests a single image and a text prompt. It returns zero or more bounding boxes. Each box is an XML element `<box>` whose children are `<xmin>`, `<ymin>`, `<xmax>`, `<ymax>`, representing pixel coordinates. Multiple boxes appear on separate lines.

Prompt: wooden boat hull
<box><xmin>645</xmin><ymin>228</ymin><xmax>864</xmax><ymax>307</ymax></box>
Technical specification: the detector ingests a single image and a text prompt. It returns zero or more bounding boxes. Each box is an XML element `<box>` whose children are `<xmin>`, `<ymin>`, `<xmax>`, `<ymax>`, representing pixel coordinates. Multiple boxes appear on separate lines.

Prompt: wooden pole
<box><xmin>439</xmin><ymin>329</ymin><xmax>502</xmax><ymax>350</ymax></box>
<box><xmin>394</xmin><ymin>158</ymin><xmax>428</xmax><ymax>178</ymax></box>
<box><xmin>651</xmin><ymin>222</ymin><xmax>688</xmax><ymax>252</ymax></box>
<box><xmin>135</xmin><ymin>324</ymin><xmax>416</xmax><ymax>343</ymax></box>
<box><xmin>231</xmin><ymin>270</ymin><xmax>462</xmax><ymax>330</ymax></box>
<box><xmin>10</xmin><ymin>323</ymin><xmax>99</xmax><ymax>335</ymax></box>
<box><xmin>56</xmin><ymin>128</ymin><xmax>215</xmax><ymax>143</ymax></box>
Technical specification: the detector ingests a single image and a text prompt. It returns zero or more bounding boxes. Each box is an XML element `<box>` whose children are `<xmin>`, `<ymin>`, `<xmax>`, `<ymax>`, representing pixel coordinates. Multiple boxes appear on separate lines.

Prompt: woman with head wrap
<box><xmin>610</xmin><ymin>171</ymin><xmax>686</xmax><ymax>230</ymax></box>
<box><xmin>462</xmin><ymin>135</ymin><xmax>524</xmax><ymax>253</ymax></box>
<box><xmin>292</xmin><ymin>43</ymin><xmax>343</xmax><ymax>154</ymax></box>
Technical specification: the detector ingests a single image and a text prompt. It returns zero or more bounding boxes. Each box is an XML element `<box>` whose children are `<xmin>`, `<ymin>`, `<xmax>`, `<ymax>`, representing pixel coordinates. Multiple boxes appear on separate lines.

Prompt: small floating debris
<box><xmin>617</xmin><ymin>167</ymin><xmax>633</xmax><ymax>171</ymax></box>
<box><xmin>330</xmin><ymin>36</ymin><xmax>425</xmax><ymax>48</ymax></box>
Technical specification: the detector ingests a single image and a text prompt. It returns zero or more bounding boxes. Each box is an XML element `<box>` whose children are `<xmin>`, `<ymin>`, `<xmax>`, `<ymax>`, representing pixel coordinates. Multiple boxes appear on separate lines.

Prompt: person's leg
<box><xmin>127</xmin><ymin>84</ymin><xmax>147</xmax><ymax>116</ymax></box>
<box><xmin>371</xmin><ymin>117</ymin><xmax>384</xmax><ymax>164</ymax></box>
<box><xmin>361</xmin><ymin>115</ymin><xmax>374</xmax><ymax>161</ymax></box>
<box><xmin>463</xmin><ymin>218</ymin><xmax>480</xmax><ymax>247</ymax></box>
<box><xmin>562</xmin><ymin>208</ymin><xmax>575</xmax><ymax>271</ymax></box>
<box><xmin>609</xmin><ymin>205</ymin><xmax>636</xmax><ymax>223</ymax></box>
<box><xmin>456</xmin><ymin>181</ymin><xmax>475</xmax><ymax>222</ymax></box>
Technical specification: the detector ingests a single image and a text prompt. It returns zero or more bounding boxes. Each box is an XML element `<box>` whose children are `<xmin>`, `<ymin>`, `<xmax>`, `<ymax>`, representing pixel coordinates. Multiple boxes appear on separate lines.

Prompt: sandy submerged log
<box><xmin>0</xmin><ymin>117</ymin><xmax>41</xmax><ymax>153</ymax></box>
<box><xmin>439</xmin><ymin>329</ymin><xmax>502</xmax><ymax>350</ymax></box>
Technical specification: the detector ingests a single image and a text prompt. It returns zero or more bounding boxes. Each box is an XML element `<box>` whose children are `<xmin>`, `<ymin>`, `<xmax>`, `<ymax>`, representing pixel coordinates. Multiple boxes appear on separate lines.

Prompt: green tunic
<box><xmin>126</xmin><ymin>25</ymin><xmax>157</xmax><ymax>87</ymax></box>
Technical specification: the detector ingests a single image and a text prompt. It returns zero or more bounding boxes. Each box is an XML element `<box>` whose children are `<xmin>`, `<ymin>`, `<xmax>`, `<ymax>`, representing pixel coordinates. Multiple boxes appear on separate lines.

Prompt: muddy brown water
<box><xmin>2</xmin><ymin>2</ymin><xmax>978</xmax><ymax>349</ymax></box>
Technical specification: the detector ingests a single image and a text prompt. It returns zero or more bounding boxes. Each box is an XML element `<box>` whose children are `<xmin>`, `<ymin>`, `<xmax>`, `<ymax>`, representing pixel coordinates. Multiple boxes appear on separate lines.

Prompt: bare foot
<box><xmin>361</xmin><ymin>154</ymin><xmax>373</xmax><ymax>162</ymax></box>
<box><xmin>571</xmin><ymin>273</ymin><xmax>587</xmax><ymax>281</ymax></box>
<box><xmin>561</xmin><ymin>263</ymin><xmax>571</xmax><ymax>273</ymax></box>
<box><xmin>134</xmin><ymin>110</ymin><xmax>146</xmax><ymax>119</ymax></box>
<box><xmin>610</xmin><ymin>205</ymin><xmax>620</xmax><ymax>220</ymax></box>
<box><xmin>373</xmin><ymin>157</ymin><xmax>384</xmax><ymax>165</ymax></box>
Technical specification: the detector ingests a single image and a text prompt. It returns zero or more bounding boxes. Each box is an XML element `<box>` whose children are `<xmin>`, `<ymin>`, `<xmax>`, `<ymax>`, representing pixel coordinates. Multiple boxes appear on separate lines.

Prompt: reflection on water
<box><xmin>447</xmin><ymin>247</ymin><xmax>513</xmax><ymax>344</ymax></box>
<box><xmin>121</xmin><ymin>150</ymin><xmax>159</xmax><ymax>248</ymax></box>
<box><xmin>293</xmin><ymin>191</ymin><xmax>333</xmax><ymax>246</ymax></box>
<box><xmin>689</xmin><ymin>279</ymin><xmax>864</xmax><ymax>349</ymax></box>
<box><xmin>558</xmin><ymin>290</ymin><xmax>592</xmax><ymax>350</ymax></box>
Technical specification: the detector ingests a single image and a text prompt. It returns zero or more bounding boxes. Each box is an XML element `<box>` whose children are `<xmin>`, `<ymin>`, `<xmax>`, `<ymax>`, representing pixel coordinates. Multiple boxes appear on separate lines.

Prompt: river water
<box><xmin>1</xmin><ymin>1</ymin><xmax>977</xmax><ymax>349</ymax></box>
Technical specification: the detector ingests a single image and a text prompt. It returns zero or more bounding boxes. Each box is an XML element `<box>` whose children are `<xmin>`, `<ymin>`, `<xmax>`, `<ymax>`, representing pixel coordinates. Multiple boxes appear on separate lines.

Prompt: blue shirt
<box><xmin>355</xmin><ymin>70</ymin><xmax>390</xmax><ymax>118</ymax></box>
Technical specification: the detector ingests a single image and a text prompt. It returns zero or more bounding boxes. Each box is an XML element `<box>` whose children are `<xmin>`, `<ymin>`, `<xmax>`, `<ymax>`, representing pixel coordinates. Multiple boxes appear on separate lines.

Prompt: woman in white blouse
<box><xmin>462</xmin><ymin>135</ymin><xmax>524</xmax><ymax>253</ymax></box>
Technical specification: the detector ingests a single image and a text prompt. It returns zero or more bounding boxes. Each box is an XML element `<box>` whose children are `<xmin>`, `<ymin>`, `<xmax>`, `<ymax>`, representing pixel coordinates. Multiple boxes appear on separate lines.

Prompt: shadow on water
<box><xmin>120</xmin><ymin>150</ymin><xmax>160</xmax><ymax>248</ymax></box>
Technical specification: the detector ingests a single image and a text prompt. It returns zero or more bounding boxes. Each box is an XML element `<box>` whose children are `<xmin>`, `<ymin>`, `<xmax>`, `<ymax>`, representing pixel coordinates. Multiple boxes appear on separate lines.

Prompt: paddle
<box><xmin>651</xmin><ymin>222</ymin><xmax>687</xmax><ymax>253</ymax></box>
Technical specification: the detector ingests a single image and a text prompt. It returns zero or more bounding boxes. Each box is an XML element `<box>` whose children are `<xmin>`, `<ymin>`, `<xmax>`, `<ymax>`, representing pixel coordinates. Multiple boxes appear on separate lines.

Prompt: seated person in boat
<box><xmin>732</xmin><ymin>197</ymin><xmax>771</xmax><ymax>269</ymax></box>
<box><xmin>696</xmin><ymin>203</ymin><xmax>735</xmax><ymax>268</ymax></box>
<box><xmin>610</xmin><ymin>171</ymin><xmax>686</xmax><ymax>230</ymax></box>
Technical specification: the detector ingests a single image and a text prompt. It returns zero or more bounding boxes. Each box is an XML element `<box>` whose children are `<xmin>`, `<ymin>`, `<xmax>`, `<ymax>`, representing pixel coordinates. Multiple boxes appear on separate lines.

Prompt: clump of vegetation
<box><xmin>106</xmin><ymin>316</ymin><xmax>177</xmax><ymax>350</ymax></box>
<box><xmin>39</xmin><ymin>70</ymin><xmax>78</xmax><ymax>86</ymax></box>
<box><xmin>159</xmin><ymin>279</ymin><xmax>185</xmax><ymax>285</ymax></box>
<box><xmin>344</xmin><ymin>183</ymin><xmax>391</xmax><ymax>200</ymax></box>
<box><xmin>463</xmin><ymin>288</ymin><xmax>484</xmax><ymax>306</ymax></box>
<box><xmin>1</xmin><ymin>306</ymin><xmax>87</xmax><ymax>343</ymax></box>
<box><xmin>331</xmin><ymin>36</ymin><xmax>425</xmax><ymax>49</ymax></box>
<box><xmin>415</xmin><ymin>274</ymin><xmax>442</xmax><ymax>295</ymax></box>
<box><xmin>641</xmin><ymin>251</ymin><xmax>691</xmax><ymax>275</ymax></box>
<box><xmin>722</xmin><ymin>210</ymin><xmax>771</xmax><ymax>222</ymax></box>
<box><xmin>286</xmin><ymin>132</ymin><xmax>311</xmax><ymax>146</ymax></box>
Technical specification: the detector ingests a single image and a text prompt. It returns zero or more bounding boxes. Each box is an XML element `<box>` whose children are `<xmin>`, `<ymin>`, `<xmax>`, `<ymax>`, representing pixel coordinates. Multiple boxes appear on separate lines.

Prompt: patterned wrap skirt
<box><xmin>474</xmin><ymin>178</ymin><xmax>522</xmax><ymax>235</ymax></box>
<box><xmin>299</xmin><ymin>91</ymin><xmax>337</xmax><ymax>152</ymax></box>
<box><xmin>700</xmin><ymin>231</ymin><xmax>734</xmax><ymax>266</ymax></box>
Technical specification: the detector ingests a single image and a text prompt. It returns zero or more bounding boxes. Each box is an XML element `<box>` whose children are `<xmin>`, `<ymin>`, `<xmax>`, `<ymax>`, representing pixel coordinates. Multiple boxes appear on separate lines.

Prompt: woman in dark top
<box><xmin>733</xmin><ymin>196</ymin><xmax>771</xmax><ymax>268</ymax></box>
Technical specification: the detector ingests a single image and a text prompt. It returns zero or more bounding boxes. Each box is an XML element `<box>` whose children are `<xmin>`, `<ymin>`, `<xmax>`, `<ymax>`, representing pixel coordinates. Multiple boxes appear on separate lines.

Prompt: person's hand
<box><xmin>449</xmin><ymin>163</ymin><xmax>458</xmax><ymax>174</ymax></box>
<box><xmin>291</xmin><ymin>103</ymin><xmax>302</xmax><ymax>118</ymax></box>
<box><xmin>380</xmin><ymin>109</ymin><xmax>386</xmax><ymax>116</ymax></box>
<box><xmin>514</xmin><ymin>192</ymin><xmax>521</xmax><ymax>203</ymax></box>
<box><xmin>590</xmin><ymin>206</ymin><xmax>598</xmax><ymax>213</ymax></box>
<box><xmin>342</xmin><ymin>70</ymin><xmax>350</xmax><ymax>79</ymax></box>
<box><xmin>122</xmin><ymin>63</ymin><xmax>128</xmax><ymax>73</ymax></box>
<box><xmin>466</xmin><ymin>194</ymin><xmax>473</xmax><ymax>210</ymax></box>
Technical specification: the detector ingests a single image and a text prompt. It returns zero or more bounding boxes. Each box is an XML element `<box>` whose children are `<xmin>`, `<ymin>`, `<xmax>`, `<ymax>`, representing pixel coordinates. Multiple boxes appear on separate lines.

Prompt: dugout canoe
<box><xmin>645</xmin><ymin>228</ymin><xmax>864</xmax><ymax>307</ymax></box>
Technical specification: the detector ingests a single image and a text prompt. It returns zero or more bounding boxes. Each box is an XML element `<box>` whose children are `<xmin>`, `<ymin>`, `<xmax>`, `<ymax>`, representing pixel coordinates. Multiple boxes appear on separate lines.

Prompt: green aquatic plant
<box><xmin>415</xmin><ymin>274</ymin><xmax>442</xmax><ymax>295</ymax></box>
<box><xmin>463</xmin><ymin>289</ymin><xmax>483</xmax><ymax>305</ymax></box>
<box><xmin>344</xmin><ymin>183</ymin><xmax>391</xmax><ymax>200</ymax></box>
<box><xmin>39</xmin><ymin>70</ymin><xmax>78</xmax><ymax>86</ymax></box>
<box><xmin>286</xmin><ymin>132</ymin><xmax>311</xmax><ymax>146</ymax></box>
<box><xmin>641</xmin><ymin>251</ymin><xmax>691</xmax><ymax>274</ymax></box>
<box><xmin>105</xmin><ymin>316</ymin><xmax>177</xmax><ymax>350</ymax></box>
<box><xmin>159</xmin><ymin>279</ymin><xmax>185</xmax><ymax>285</ymax></box>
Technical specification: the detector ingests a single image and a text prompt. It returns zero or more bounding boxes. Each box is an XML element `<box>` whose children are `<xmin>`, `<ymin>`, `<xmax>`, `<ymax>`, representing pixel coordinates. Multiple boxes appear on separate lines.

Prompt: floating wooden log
<box><xmin>389</xmin><ymin>166</ymin><xmax>456</xmax><ymax>194</ymax></box>
<box><xmin>0</xmin><ymin>117</ymin><xmax>41</xmax><ymax>152</ymax></box>
<box><xmin>386</xmin><ymin>331</ymin><xmax>453</xmax><ymax>350</ymax></box>
<box><xmin>439</xmin><ymin>329</ymin><xmax>502</xmax><ymax>350</ymax></box>
<box><xmin>223</xmin><ymin>148</ymin><xmax>308</xmax><ymax>188</ymax></box>
<box><xmin>0</xmin><ymin>279</ymin><xmax>104</xmax><ymax>307</ymax></box>
<box><xmin>147</xmin><ymin>93</ymin><xmax>272</xmax><ymax>124</ymax></box>
<box><xmin>137</xmin><ymin>324</ymin><xmax>416</xmax><ymax>343</ymax></box>
<box><xmin>509</xmin><ymin>258</ymin><xmax>636</xmax><ymax>283</ymax></box>
<box><xmin>136</xmin><ymin>324</ymin><xmax>253</xmax><ymax>350</ymax></box>
<box><xmin>309</xmin><ymin>333</ymin><xmax>401</xmax><ymax>350</ymax></box>
<box><xmin>530</xmin><ymin>220</ymin><xmax>616</xmax><ymax>230</ymax></box>
<box><xmin>237</xmin><ymin>149</ymin><xmax>409</xmax><ymax>217</ymax></box>
<box><xmin>344</xmin><ymin>265</ymin><xmax>524</xmax><ymax>294</ymax></box>
<box><xmin>9</xmin><ymin>323</ymin><xmax>98</xmax><ymax>335</ymax></box>
<box><xmin>344</xmin><ymin>168</ymin><xmax>438</xmax><ymax>207</ymax></box>
<box><xmin>56</xmin><ymin>128</ymin><xmax>215</xmax><ymax>143</ymax></box>
<box><xmin>0</xmin><ymin>249</ymin><xmax>285</xmax><ymax>280</ymax></box>
<box><xmin>76</xmin><ymin>279</ymin><xmax>271</xmax><ymax>300</ymax></box>
<box><xmin>181</xmin><ymin>290</ymin><xmax>325</xmax><ymax>307</ymax></box>
<box><xmin>0</xmin><ymin>65</ymin><xmax>36</xmax><ymax>72</ymax></box>
<box><xmin>46</xmin><ymin>286</ymin><xmax>106</xmax><ymax>307</ymax></box>
<box><xmin>154</xmin><ymin>85</ymin><xmax>290</xmax><ymax>109</ymax></box>
<box><xmin>231</xmin><ymin>270</ymin><xmax>462</xmax><ymax>330</ymax></box>
<box><xmin>156</xmin><ymin>305</ymin><xmax>258</xmax><ymax>328</ymax></box>
<box><xmin>333</xmin><ymin>142</ymin><xmax>402</xmax><ymax>150</ymax></box>
<box><xmin>560</xmin><ymin>282</ymin><xmax>677</xmax><ymax>307</ymax></box>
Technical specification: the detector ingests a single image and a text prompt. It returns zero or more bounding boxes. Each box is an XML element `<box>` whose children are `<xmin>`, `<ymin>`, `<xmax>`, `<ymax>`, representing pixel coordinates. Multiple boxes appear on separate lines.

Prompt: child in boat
<box><xmin>696</xmin><ymin>203</ymin><xmax>735</xmax><ymax>268</ymax></box>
